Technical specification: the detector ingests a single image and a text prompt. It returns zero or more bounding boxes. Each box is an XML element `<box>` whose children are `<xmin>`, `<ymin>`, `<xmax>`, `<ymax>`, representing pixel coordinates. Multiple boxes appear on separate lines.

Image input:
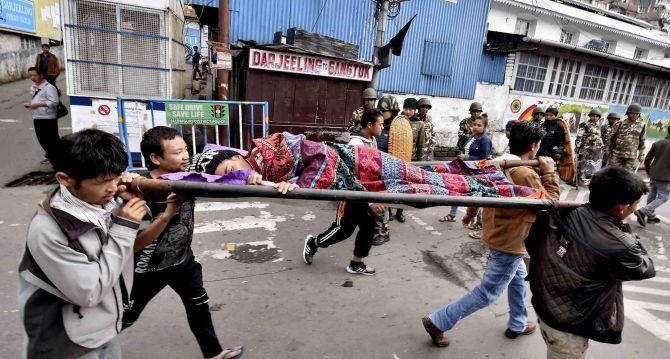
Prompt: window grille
<box><xmin>579</xmin><ymin>64</ymin><xmax>609</xmax><ymax>101</ymax></box>
<box><xmin>514</xmin><ymin>52</ymin><xmax>549</xmax><ymax>94</ymax></box>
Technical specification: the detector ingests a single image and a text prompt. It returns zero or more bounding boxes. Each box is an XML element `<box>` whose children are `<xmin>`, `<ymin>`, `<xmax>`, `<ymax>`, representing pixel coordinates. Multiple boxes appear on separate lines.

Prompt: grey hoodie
<box><xmin>18</xmin><ymin>187</ymin><xmax>139</xmax><ymax>358</ymax></box>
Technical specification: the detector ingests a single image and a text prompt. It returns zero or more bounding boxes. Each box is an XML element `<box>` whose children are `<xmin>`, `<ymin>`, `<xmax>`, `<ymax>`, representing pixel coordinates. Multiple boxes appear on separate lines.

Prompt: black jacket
<box><xmin>526</xmin><ymin>205</ymin><xmax>655</xmax><ymax>344</ymax></box>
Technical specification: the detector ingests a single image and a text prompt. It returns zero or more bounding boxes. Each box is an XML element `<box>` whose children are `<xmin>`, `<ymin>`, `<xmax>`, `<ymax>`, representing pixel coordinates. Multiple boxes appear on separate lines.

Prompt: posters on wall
<box><xmin>504</xmin><ymin>94</ymin><xmax>670</xmax><ymax>139</ymax></box>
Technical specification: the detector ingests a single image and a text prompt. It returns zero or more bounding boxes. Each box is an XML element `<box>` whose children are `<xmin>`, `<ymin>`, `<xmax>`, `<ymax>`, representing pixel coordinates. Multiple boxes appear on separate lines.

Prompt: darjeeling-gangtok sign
<box><xmin>248</xmin><ymin>48</ymin><xmax>373</xmax><ymax>82</ymax></box>
<box><xmin>166</xmin><ymin>101</ymin><xmax>229</xmax><ymax>125</ymax></box>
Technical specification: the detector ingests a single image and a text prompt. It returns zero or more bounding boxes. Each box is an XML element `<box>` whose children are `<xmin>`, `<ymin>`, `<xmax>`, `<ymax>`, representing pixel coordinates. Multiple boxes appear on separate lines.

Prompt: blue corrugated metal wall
<box><xmin>228</xmin><ymin>0</ymin><xmax>494</xmax><ymax>99</ymax></box>
<box><xmin>478</xmin><ymin>51</ymin><xmax>506</xmax><ymax>85</ymax></box>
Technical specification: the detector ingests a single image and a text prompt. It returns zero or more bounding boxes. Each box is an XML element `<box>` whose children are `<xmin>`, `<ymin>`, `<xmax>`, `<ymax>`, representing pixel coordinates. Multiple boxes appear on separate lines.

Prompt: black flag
<box><xmin>377</xmin><ymin>14</ymin><xmax>417</xmax><ymax>69</ymax></box>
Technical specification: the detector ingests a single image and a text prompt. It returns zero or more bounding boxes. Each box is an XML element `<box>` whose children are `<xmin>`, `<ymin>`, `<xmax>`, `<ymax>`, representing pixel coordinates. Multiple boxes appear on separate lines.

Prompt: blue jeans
<box><xmin>640</xmin><ymin>180</ymin><xmax>670</xmax><ymax>219</ymax></box>
<box><xmin>429</xmin><ymin>248</ymin><xmax>528</xmax><ymax>332</ymax></box>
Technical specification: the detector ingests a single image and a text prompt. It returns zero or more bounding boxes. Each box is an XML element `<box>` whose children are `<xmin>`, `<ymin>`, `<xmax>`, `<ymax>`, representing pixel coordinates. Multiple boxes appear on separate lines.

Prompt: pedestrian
<box><xmin>192</xmin><ymin>46</ymin><xmax>203</xmax><ymax>80</ymax></box>
<box><xmin>456</xmin><ymin>102</ymin><xmax>482</xmax><ymax>154</ymax></box>
<box><xmin>347</xmin><ymin>87</ymin><xmax>377</xmax><ymax>134</ymax></box>
<box><xmin>537</xmin><ymin>107</ymin><xmax>576</xmax><ymax>182</ymax></box>
<box><xmin>417</xmin><ymin>98</ymin><xmax>435</xmax><ymax>160</ymax></box>
<box><xmin>303</xmin><ymin>109</ymin><xmax>386</xmax><ymax>275</ymax></box>
<box><xmin>24</xmin><ymin>66</ymin><xmax>60</xmax><ymax>157</ymax></box>
<box><xmin>575</xmin><ymin>109</ymin><xmax>605</xmax><ymax>185</ymax></box>
<box><xmin>601</xmin><ymin>112</ymin><xmax>621</xmax><ymax>166</ymax></box>
<box><xmin>422</xmin><ymin>121</ymin><xmax>560</xmax><ymax>347</ymax></box>
<box><xmin>19</xmin><ymin>129</ymin><xmax>146</xmax><ymax>358</ymax></box>
<box><xmin>387</xmin><ymin>98</ymin><xmax>419</xmax><ymax>222</ymax></box>
<box><xmin>530</xmin><ymin>107</ymin><xmax>545</xmax><ymax>126</ymax></box>
<box><xmin>500</xmin><ymin>120</ymin><xmax>519</xmax><ymax>155</ymax></box>
<box><xmin>122</xmin><ymin>127</ymin><xmax>244</xmax><ymax>359</ymax></box>
<box><xmin>527</xmin><ymin>166</ymin><xmax>654</xmax><ymax>359</ymax></box>
<box><xmin>374</xmin><ymin>95</ymin><xmax>401</xmax><ymax>242</ymax></box>
<box><xmin>605</xmin><ymin>103</ymin><xmax>646</xmax><ymax>172</ymax></box>
<box><xmin>35</xmin><ymin>43</ymin><xmax>60</xmax><ymax>91</ymax></box>
<box><xmin>634</xmin><ymin>125</ymin><xmax>670</xmax><ymax>226</ymax></box>
<box><xmin>408</xmin><ymin>98</ymin><xmax>426</xmax><ymax>161</ymax></box>
<box><xmin>455</xmin><ymin>116</ymin><xmax>492</xmax><ymax>238</ymax></box>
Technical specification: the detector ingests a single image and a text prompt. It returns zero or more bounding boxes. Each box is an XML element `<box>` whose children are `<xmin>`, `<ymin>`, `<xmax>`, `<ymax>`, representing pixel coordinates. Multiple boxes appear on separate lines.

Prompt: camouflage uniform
<box><xmin>606</xmin><ymin>119</ymin><xmax>646</xmax><ymax>172</ymax></box>
<box><xmin>347</xmin><ymin>107</ymin><xmax>365</xmax><ymax>134</ymax></box>
<box><xmin>418</xmin><ymin>114</ymin><xmax>435</xmax><ymax>160</ymax></box>
<box><xmin>410</xmin><ymin>116</ymin><xmax>426</xmax><ymax>161</ymax></box>
<box><xmin>575</xmin><ymin>121</ymin><xmax>604</xmax><ymax>182</ymax></box>
<box><xmin>456</xmin><ymin>117</ymin><xmax>475</xmax><ymax>154</ymax></box>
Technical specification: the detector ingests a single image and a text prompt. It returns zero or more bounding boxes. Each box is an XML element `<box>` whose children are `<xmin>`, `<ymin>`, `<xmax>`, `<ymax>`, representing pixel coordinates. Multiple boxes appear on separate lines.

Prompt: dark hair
<box><xmin>49</xmin><ymin>129</ymin><xmax>127</xmax><ymax>181</ymax></box>
<box><xmin>589</xmin><ymin>167</ymin><xmax>648</xmax><ymax>212</ymax></box>
<box><xmin>27</xmin><ymin>66</ymin><xmax>40</xmax><ymax>74</ymax></box>
<box><xmin>141</xmin><ymin>126</ymin><xmax>181</xmax><ymax>170</ymax></box>
<box><xmin>474</xmin><ymin>115</ymin><xmax>488</xmax><ymax>128</ymax></box>
<box><xmin>508</xmin><ymin>121</ymin><xmax>545</xmax><ymax>156</ymax></box>
<box><xmin>545</xmin><ymin>107</ymin><xmax>559</xmax><ymax>116</ymax></box>
<box><xmin>505</xmin><ymin>120</ymin><xmax>519</xmax><ymax>129</ymax></box>
<box><xmin>41</xmin><ymin>44</ymin><xmax>50</xmax><ymax>49</ymax></box>
<box><xmin>360</xmin><ymin>109</ymin><xmax>383</xmax><ymax>129</ymax></box>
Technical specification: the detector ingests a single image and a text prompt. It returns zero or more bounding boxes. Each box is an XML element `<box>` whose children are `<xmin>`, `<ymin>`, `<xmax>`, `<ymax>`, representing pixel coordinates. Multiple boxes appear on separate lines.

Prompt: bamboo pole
<box><xmin>127</xmin><ymin>177</ymin><xmax>582</xmax><ymax>210</ymax></box>
<box><xmin>412</xmin><ymin>159</ymin><xmax>540</xmax><ymax>169</ymax></box>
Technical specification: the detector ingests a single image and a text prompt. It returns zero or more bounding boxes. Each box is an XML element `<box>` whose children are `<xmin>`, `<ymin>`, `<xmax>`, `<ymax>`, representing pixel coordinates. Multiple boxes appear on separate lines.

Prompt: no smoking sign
<box><xmin>98</xmin><ymin>105</ymin><xmax>111</xmax><ymax>116</ymax></box>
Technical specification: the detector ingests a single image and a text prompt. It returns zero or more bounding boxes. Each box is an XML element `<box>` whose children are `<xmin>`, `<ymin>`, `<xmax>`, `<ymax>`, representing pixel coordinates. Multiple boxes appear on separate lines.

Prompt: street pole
<box><xmin>217</xmin><ymin>0</ymin><xmax>230</xmax><ymax>101</ymax></box>
<box><xmin>370</xmin><ymin>0</ymin><xmax>389</xmax><ymax>89</ymax></box>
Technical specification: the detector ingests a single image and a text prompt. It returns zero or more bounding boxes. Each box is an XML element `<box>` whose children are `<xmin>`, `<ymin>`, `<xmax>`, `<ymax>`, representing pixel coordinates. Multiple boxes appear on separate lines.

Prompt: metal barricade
<box><xmin>116</xmin><ymin>97</ymin><xmax>269</xmax><ymax>170</ymax></box>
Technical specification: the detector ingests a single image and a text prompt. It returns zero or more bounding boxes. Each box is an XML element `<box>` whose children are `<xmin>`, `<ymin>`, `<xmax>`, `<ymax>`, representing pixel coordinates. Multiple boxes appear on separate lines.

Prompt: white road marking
<box><xmin>194</xmin><ymin>211</ymin><xmax>285</xmax><ymax>233</ymax></box>
<box><xmin>0</xmin><ymin>119</ymin><xmax>18</xmax><ymax>123</ymax></box>
<box><xmin>392</xmin><ymin>354</ymin><xmax>400</xmax><ymax>359</ymax></box>
<box><xmin>647</xmin><ymin>277</ymin><xmax>670</xmax><ymax>284</ymax></box>
<box><xmin>301</xmin><ymin>212</ymin><xmax>316</xmax><ymax>221</ymax></box>
<box><xmin>195</xmin><ymin>201</ymin><xmax>269</xmax><ymax>212</ymax></box>
<box><xmin>624</xmin><ymin>285</ymin><xmax>670</xmax><ymax>297</ymax></box>
<box><xmin>576</xmin><ymin>190</ymin><xmax>588</xmax><ymax>203</ymax></box>
<box><xmin>624</xmin><ymin>298</ymin><xmax>670</xmax><ymax>342</ymax></box>
<box><xmin>201</xmin><ymin>249</ymin><xmax>232</xmax><ymax>259</ymax></box>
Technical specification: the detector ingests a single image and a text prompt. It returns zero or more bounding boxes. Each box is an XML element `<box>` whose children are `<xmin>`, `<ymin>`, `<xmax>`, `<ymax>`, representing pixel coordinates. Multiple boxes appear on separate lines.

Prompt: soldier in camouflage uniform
<box><xmin>605</xmin><ymin>103</ymin><xmax>646</xmax><ymax>172</ymax></box>
<box><xmin>404</xmin><ymin>98</ymin><xmax>426</xmax><ymax>161</ymax></box>
<box><xmin>347</xmin><ymin>87</ymin><xmax>377</xmax><ymax>134</ymax></box>
<box><xmin>457</xmin><ymin>102</ymin><xmax>482</xmax><ymax>154</ymax></box>
<box><xmin>600</xmin><ymin>112</ymin><xmax>621</xmax><ymax>166</ymax></box>
<box><xmin>575</xmin><ymin>109</ymin><xmax>605</xmax><ymax>185</ymax></box>
<box><xmin>531</xmin><ymin>107</ymin><xmax>545</xmax><ymax>127</ymax></box>
<box><xmin>417</xmin><ymin>98</ymin><xmax>435</xmax><ymax>160</ymax></box>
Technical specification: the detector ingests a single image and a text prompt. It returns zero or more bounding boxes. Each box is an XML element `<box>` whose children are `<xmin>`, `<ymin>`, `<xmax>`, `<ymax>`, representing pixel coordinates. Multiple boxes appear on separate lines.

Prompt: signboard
<box><xmin>0</xmin><ymin>0</ymin><xmax>36</xmax><ymax>33</ymax></box>
<box><xmin>166</xmin><ymin>101</ymin><xmax>229</xmax><ymax>125</ymax></box>
<box><xmin>208</xmin><ymin>41</ymin><xmax>232</xmax><ymax>70</ymax></box>
<box><xmin>248</xmin><ymin>48</ymin><xmax>373</xmax><ymax>82</ymax></box>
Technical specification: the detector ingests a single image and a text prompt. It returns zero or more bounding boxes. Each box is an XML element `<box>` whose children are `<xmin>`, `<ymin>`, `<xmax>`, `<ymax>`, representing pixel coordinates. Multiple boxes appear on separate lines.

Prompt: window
<box><xmin>515</xmin><ymin>19</ymin><xmax>531</xmax><ymax>36</ymax></box>
<box><xmin>606</xmin><ymin>69</ymin><xmax>635</xmax><ymax>105</ymax></box>
<box><xmin>548</xmin><ymin>57</ymin><xmax>581</xmax><ymax>98</ymax></box>
<box><xmin>653</xmin><ymin>80</ymin><xmax>670</xmax><ymax>110</ymax></box>
<box><xmin>560</xmin><ymin>29</ymin><xmax>574</xmax><ymax>45</ymax></box>
<box><xmin>632</xmin><ymin>75</ymin><xmax>659</xmax><ymax>107</ymax></box>
<box><xmin>634</xmin><ymin>47</ymin><xmax>648</xmax><ymax>60</ymax></box>
<box><xmin>513</xmin><ymin>52</ymin><xmax>550</xmax><ymax>93</ymax></box>
<box><xmin>20</xmin><ymin>36</ymin><xmax>37</xmax><ymax>50</ymax></box>
<box><xmin>579</xmin><ymin>64</ymin><xmax>610</xmax><ymax>101</ymax></box>
<box><xmin>602</xmin><ymin>40</ymin><xmax>616</xmax><ymax>54</ymax></box>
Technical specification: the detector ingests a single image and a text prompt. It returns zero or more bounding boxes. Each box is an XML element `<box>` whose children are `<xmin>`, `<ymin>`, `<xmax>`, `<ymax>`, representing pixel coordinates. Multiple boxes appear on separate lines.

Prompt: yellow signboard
<box><xmin>34</xmin><ymin>0</ymin><xmax>62</xmax><ymax>41</ymax></box>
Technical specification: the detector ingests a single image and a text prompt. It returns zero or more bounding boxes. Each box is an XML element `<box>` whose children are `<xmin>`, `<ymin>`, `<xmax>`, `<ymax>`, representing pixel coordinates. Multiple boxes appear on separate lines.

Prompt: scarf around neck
<box><xmin>51</xmin><ymin>185</ymin><xmax>117</xmax><ymax>234</ymax></box>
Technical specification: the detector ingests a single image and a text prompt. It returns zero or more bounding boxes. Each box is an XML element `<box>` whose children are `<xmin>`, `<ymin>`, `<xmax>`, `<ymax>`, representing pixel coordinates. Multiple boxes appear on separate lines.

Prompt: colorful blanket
<box><xmin>247</xmin><ymin>132</ymin><xmax>539</xmax><ymax>198</ymax></box>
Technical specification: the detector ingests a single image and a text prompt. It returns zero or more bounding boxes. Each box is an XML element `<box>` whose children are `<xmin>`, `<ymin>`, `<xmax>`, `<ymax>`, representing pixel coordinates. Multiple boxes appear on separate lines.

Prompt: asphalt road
<box><xmin>0</xmin><ymin>78</ymin><xmax>669</xmax><ymax>358</ymax></box>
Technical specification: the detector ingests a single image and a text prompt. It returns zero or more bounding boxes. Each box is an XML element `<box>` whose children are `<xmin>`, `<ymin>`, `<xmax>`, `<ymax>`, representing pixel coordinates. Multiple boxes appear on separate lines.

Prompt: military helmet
<box><xmin>588</xmin><ymin>109</ymin><xmax>602</xmax><ymax>117</ymax></box>
<box><xmin>362</xmin><ymin>88</ymin><xmax>377</xmax><ymax>100</ymax></box>
<box><xmin>418</xmin><ymin>97</ymin><xmax>432</xmax><ymax>109</ymax></box>
<box><xmin>469</xmin><ymin>102</ymin><xmax>483</xmax><ymax>112</ymax></box>
<box><xmin>531</xmin><ymin>107</ymin><xmax>545</xmax><ymax>116</ymax></box>
<box><xmin>377</xmin><ymin>95</ymin><xmax>400</xmax><ymax>113</ymax></box>
<box><xmin>626</xmin><ymin>103</ymin><xmax>642</xmax><ymax>114</ymax></box>
<box><xmin>403</xmin><ymin>98</ymin><xmax>419</xmax><ymax>110</ymax></box>
<box><xmin>607</xmin><ymin>112</ymin><xmax>621</xmax><ymax>120</ymax></box>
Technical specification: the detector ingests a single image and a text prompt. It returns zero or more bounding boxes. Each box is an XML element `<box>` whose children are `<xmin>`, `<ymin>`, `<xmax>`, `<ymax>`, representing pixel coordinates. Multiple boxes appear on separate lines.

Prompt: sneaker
<box><xmin>371</xmin><ymin>234</ymin><xmax>390</xmax><ymax>246</ymax></box>
<box><xmin>647</xmin><ymin>217</ymin><xmax>661</xmax><ymax>224</ymax></box>
<box><xmin>346</xmin><ymin>261</ymin><xmax>376</xmax><ymax>275</ymax></box>
<box><xmin>504</xmin><ymin>324</ymin><xmax>537</xmax><ymax>339</ymax></box>
<box><xmin>634</xmin><ymin>210</ymin><xmax>647</xmax><ymax>227</ymax></box>
<box><xmin>302</xmin><ymin>235</ymin><xmax>318</xmax><ymax>265</ymax></box>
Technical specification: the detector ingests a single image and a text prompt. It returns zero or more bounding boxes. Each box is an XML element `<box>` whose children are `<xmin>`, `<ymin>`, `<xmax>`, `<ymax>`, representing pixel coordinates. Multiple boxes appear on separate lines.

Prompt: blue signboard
<box><xmin>0</xmin><ymin>0</ymin><xmax>36</xmax><ymax>34</ymax></box>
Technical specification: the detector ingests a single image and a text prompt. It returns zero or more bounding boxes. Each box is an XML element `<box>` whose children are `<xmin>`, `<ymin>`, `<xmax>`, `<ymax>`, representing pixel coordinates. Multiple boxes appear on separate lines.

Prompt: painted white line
<box><xmin>647</xmin><ymin>276</ymin><xmax>670</xmax><ymax>284</ymax></box>
<box><xmin>658</xmin><ymin>255</ymin><xmax>669</xmax><ymax>261</ymax></box>
<box><xmin>559</xmin><ymin>189</ymin><xmax>569</xmax><ymax>201</ymax></box>
<box><xmin>576</xmin><ymin>190</ymin><xmax>588</xmax><ymax>203</ymax></box>
<box><xmin>201</xmin><ymin>249</ymin><xmax>232</xmax><ymax>259</ymax></box>
<box><xmin>0</xmin><ymin>119</ymin><xmax>18</xmax><ymax>123</ymax></box>
<box><xmin>624</xmin><ymin>298</ymin><xmax>670</xmax><ymax>342</ymax></box>
<box><xmin>624</xmin><ymin>285</ymin><xmax>670</xmax><ymax>297</ymax></box>
<box><xmin>392</xmin><ymin>354</ymin><xmax>400</xmax><ymax>359</ymax></box>
<box><xmin>195</xmin><ymin>201</ymin><xmax>269</xmax><ymax>212</ymax></box>
<box><xmin>656</xmin><ymin>236</ymin><xmax>665</xmax><ymax>255</ymax></box>
<box><xmin>301</xmin><ymin>212</ymin><xmax>316</xmax><ymax>221</ymax></box>
<box><xmin>194</xmin><ymin>211</ymin><xmax>285</xmax><ymax>233</ymax></box>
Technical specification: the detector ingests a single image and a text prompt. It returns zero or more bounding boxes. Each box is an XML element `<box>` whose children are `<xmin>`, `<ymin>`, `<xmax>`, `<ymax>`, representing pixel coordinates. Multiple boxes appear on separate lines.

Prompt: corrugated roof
<box><xmin>493</xmin><ymin>0</ymin><xmax>670</xmax><ymax>47</ymax></box>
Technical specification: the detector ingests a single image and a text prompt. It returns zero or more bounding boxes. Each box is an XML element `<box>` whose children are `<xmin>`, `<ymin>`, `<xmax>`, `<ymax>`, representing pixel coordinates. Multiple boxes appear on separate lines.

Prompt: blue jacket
<box><xmin>464</xmin><ymin>133</ymin><xmax>492</xmax><ymax>161</ymax></box>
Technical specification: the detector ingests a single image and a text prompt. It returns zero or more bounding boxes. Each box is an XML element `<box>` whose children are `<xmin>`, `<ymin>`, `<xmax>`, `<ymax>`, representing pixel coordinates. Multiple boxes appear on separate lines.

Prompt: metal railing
<box><xmin>116</xmin><ymin>97</ymin><xmax>269</xmax><ymax>170</ymax></box>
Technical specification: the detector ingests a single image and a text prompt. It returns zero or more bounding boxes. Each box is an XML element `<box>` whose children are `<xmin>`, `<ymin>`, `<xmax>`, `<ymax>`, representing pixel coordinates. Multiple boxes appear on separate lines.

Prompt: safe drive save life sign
<box><xmin>166</xmin><ymin>101</ymin><xmax>229</xmax><ymax>125</ymax></box>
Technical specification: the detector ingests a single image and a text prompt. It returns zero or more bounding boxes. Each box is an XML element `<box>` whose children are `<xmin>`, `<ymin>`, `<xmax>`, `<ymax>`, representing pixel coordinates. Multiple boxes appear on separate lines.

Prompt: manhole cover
<box><xmin>5</xmin><ymin>171</ymin><xmax>57</xmax><ymax>187</ymax></box>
